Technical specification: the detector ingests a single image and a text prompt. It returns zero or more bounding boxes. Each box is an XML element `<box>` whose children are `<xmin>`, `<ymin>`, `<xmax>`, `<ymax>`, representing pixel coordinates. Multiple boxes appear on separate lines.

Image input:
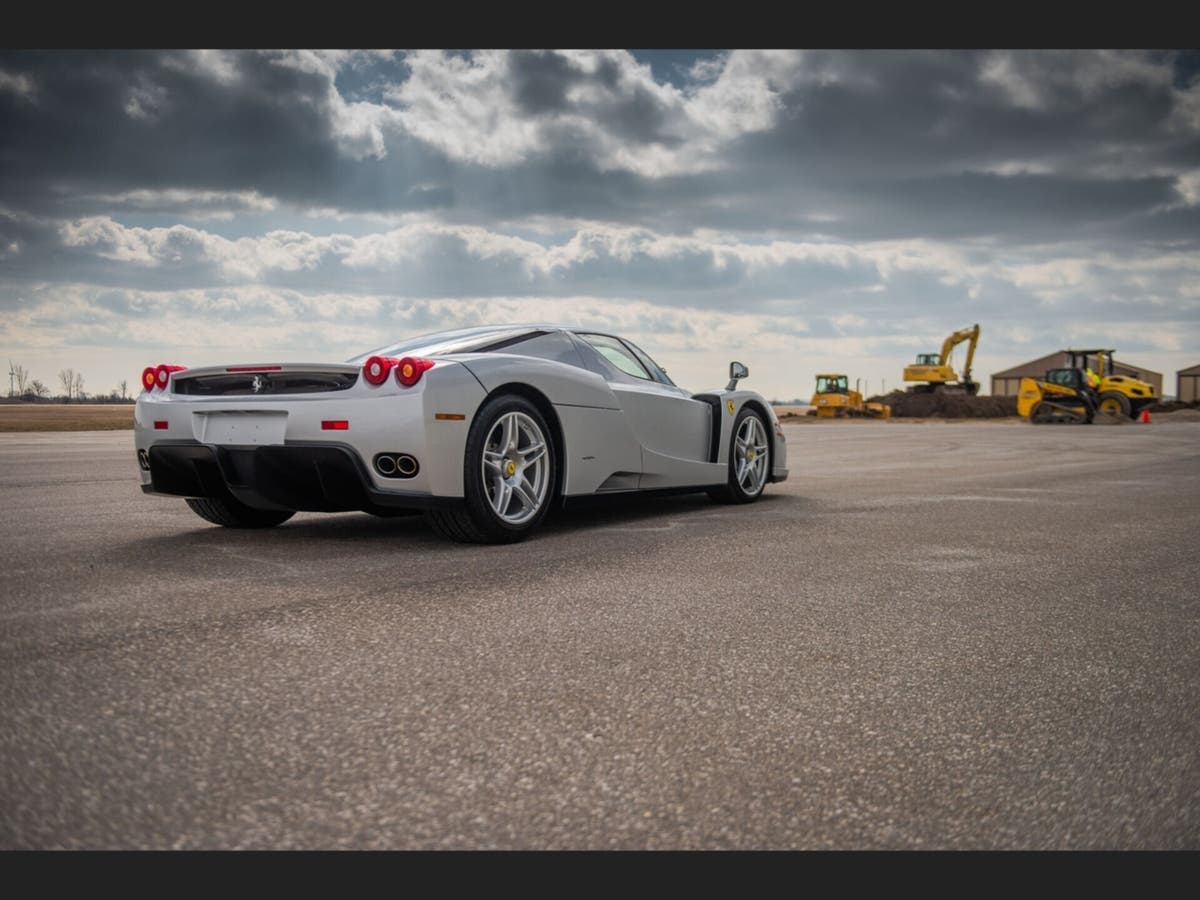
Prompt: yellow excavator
<box><xmin>810</xmin><ymin>374</ymin><xmax>891</xmax><ymax>418</ymax></box>
<box><xmin>1016</xmin><ymin>349</ymin><xmax>1157</xmax><ymax>424</ymax></box>
<box><xmin>903</xmin><ymin>324</ymin><xmax>981</xmax><ymax>395</ymax></box>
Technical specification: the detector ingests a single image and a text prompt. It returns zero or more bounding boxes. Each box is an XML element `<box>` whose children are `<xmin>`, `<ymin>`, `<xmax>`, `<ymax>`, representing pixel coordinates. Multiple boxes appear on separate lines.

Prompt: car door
<box><xmin>571</xmin><ymin>333</ymin><xmax>712</xmax><ymax>468</ymax></box>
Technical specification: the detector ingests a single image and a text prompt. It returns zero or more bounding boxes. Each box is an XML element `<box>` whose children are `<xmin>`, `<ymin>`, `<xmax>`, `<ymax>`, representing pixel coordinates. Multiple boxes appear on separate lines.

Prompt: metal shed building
<box><xmin>1178</xmin><ymin>363</ymin><xmax>1200</xmax><ymax>403</ymax></box>
<box><xmin>991</xmin><ymin>352</ymin><xmax>1163</xmax><ymax>397</ymax></box>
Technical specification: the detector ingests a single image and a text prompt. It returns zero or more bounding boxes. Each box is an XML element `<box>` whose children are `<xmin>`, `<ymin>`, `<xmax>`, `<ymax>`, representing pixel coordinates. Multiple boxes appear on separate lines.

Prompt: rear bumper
<box><xmin>142</xmin><ymin>440</ymin><xmax>460</xmax><ymax>513</ymax></box>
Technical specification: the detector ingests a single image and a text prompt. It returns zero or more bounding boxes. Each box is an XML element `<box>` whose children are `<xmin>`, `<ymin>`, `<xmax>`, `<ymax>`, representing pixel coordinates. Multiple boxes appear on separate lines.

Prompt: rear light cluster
<box><xmin>141</xmin><ymin>364</ymin><xmax>187</xmax><ymax>391</ymax></box>
<box><xmin>362</xmin><ymin>356</ymin><xmax>435</xmax><ymax>387</ymax></box>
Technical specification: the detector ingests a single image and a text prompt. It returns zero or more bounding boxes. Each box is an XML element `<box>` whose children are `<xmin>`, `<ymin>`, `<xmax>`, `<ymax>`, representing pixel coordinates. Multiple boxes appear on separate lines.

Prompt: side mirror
<box><xmin>726</xmin><ymin>361</ymin><xmax>748</xmax><ymax>391</ymax></box>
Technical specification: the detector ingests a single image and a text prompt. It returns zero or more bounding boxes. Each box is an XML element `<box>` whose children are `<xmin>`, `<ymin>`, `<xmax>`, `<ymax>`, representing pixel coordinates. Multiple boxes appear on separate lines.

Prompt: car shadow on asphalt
<box><xmin>543</xmin><ymin>490</ymin><xmax>786</xmax><ymax>534</ymax></box>
<box><xmin>129</xmin><ymin>491</ymin><xmax>791</xmax><ymax>555</ymax></box>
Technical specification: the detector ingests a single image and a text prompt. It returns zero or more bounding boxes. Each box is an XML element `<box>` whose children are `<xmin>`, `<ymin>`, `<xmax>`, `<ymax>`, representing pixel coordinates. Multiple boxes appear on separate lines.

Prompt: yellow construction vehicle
<box><xmin>903</xmin><ymin>324</ymin><xmax>981</xmax><ymax>395</ymax></box>
<box><xmin>1016</xmin><ymin>367</ymin><xmax>1098</xmax><ymax>424</ymax></box>
<box><xmin>1016</xmin><ymin>351</ymin><xmax>1156</xmax><ymax>424</ymax></box>
<box><xmin>810</xmin><ymin>374</ymin><xmax>891</xmax><ymax>418</ymax></box>
<box><xmin>1066</xmin><ymin>349</ymin><xmax>1157</xmax><ymax>419</ymax></box>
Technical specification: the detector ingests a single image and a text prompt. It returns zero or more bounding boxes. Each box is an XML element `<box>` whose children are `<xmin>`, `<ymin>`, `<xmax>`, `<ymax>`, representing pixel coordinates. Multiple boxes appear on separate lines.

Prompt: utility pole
<box><xmin>7</xmin><ymin>361</ymin><xmax>14</xmax><ymax>398</ymax></box>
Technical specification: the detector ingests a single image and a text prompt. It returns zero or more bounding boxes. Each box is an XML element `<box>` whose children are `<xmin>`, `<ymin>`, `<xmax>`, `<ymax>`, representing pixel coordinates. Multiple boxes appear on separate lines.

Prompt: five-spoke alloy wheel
<box><xmin>709</xmin><ymin>406</ymin><xmax>770</xmax><ymax>504</ymax></box>
<box><xmin>480</xmin><ymin>409</ymin><xmax>552</xmax><ymax>526</ymax></box>
<box><xmin>426</xmin><ymin>394</ymin><xmax>557</xmax><ymax>543</ymax></box>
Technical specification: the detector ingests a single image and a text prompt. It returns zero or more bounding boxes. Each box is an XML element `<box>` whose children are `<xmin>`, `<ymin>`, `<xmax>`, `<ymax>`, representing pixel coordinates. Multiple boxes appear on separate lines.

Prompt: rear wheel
<box><xmin>1098</xmin><ymin>391</ymin><xmax>1132</xmax><ymax>418</ymax></box>
<box><xmin>708</xmin><ymin>407</ymin><xmax>770</xmax><ymax>504</ymax></box>
<box><xmin>425</xmin><ymin>394</ymin><xmax>556</xmax><ymax>543</ymax></box>
<box><xmin>185</xmin><ymin>496</ymin><xmax>294</xmax><ymax>528</ymax></box>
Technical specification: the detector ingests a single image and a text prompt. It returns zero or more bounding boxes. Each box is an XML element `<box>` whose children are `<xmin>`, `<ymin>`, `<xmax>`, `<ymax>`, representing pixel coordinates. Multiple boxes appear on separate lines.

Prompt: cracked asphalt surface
<box><xmin>1</xmin><ymin>422</ymin><xmax>1197</xmax><ymax>849</ymax></box>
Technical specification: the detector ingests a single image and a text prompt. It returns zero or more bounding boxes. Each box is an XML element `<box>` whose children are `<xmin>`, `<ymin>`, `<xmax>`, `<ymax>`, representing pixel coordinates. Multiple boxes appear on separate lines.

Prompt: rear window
<box><xmin>348</xmin><ymin>327</ymin><xmax>541</xmax><ymax>363</ymax></box>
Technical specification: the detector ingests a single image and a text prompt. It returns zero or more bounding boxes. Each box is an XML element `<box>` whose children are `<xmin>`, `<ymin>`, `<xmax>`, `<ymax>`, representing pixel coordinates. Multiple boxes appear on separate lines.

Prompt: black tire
<box><xmin>1098</xmin><ymin>391</ymin><xmax>1132</xmax><ymax>418</ymax></box>
<box><xmin>708</xmin><ymin>406</ymin><xmax>770</xmax><ymax>504</ymax></box>
<box><xmin>425</xmin><ymin>394</ymin><xmax>556</xmax><ymax>544</ymax></box>
<box><xmin>185</xmin><ymin>496</ymin><xmax>294</xmax><ymax>528</ymax></box>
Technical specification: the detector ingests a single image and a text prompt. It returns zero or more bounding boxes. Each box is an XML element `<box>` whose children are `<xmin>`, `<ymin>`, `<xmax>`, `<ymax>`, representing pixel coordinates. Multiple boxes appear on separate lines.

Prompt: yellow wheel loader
<box><xmin>810</xmin><ymin>374</ymin><xmax>891</xmax><ymax>418</ymax></box>
<box><xmin>1066</xmin><ymin>349</ymin><xmax>1157</xmax><ymax>420</ymax></box>
<box><xmin>903</xmin><ymin>324</ymin><xmax>981</xmax><ymax>395</ymax></box>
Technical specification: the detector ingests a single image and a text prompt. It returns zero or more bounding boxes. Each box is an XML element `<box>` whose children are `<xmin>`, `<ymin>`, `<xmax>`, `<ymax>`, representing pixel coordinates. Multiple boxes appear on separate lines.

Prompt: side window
<box><xmin>578</xmin><ymin>334</ymin><xmax>651</xmax><ymax>381</ymax></box>
<box><xmin>490</xmin><ymin>331</ymin><xmax>587</xmax><ymax>368</ymax></box>
<box><xmin>620</xmin><ymin>338</ymin><xmax>676</xmax><ymax>387</ymax></box>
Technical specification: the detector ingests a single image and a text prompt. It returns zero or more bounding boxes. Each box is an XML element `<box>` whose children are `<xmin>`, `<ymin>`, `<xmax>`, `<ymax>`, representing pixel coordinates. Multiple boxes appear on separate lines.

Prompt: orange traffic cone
<box><xmin>1140</xmin><ymin>408</ymin><xmax>1151</xmax><ymax>424</ymax></box>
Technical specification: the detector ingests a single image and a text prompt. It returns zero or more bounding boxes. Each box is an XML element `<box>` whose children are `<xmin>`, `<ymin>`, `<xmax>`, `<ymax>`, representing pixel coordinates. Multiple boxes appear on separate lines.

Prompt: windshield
<box><xmin>816</xmin><ymin>376</ymin><xmax>848</xmax><ymax>394</ymax></box>
<box><xmin>347</xmin><ymin>326</ymin><xmax>539</xmax><ymax>363</ymax></box>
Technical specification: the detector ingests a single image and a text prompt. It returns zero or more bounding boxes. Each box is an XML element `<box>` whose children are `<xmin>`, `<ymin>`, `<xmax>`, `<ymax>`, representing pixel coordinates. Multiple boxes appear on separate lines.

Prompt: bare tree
<box><xmin>10</xmin><ymin>362</ymin><xmax>29</xmax><ymax>396</ymax></box>
<box><xmin>73</xmin><ymin>372</ymin><xmax>85</xmax><ymax>401</ymax></box>
<box><xmin>31</xmin><ymin>380</ymin><xmax>49</xmax><ymax>398</ymax></box>
<box><xmin>118</xmin><ymin>379</ymin><xmax>128</xmax><ymax>400</ymax></box>
<box><xmin>59</xmin><ymin>368</ymin><xmax>75</xmax><ymax>400</ymax></box>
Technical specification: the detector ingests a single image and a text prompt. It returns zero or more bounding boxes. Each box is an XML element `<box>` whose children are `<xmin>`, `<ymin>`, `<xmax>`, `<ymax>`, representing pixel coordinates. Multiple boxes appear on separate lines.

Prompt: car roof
<box><xmin>348</xmin><ymin>324</ymin><xmax>617</xmax><ymax>365</ymax></box>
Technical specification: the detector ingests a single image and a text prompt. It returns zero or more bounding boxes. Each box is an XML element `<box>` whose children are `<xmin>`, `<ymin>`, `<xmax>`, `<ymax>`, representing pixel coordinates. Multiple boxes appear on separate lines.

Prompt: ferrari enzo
<box><xmin>134</xmin><ymin>325</ymin><xmax>788</xmax><ymax>542</ymax></box>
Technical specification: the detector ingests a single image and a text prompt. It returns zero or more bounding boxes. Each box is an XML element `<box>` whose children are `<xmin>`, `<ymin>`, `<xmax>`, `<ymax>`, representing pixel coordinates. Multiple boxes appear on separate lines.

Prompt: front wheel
<box><xmin>1098</xmin><ymin>391</ymin><xmax>1132</xmax><ymax>418</ymax></box>
<box><xmin>425</xmin><ymin>394</ymin><xmax>556</xmax><ymax>543</ymax></box>
<box><xmin>708</xmin><ymin>406</ymin><xmax>770</xmax><ymax>504</ymax></box>
<box><xmin>185</xmin><ymin>496</ymin><xmax>295</xmax><ymax>528</ymax></box>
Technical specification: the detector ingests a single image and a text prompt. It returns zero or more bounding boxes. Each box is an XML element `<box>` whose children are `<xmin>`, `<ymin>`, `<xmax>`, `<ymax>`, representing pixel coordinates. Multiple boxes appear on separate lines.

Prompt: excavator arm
<box><xmin>939</xmin><ymin>324</ymin><xmax>980</xmax><ymax>379</ymax></box>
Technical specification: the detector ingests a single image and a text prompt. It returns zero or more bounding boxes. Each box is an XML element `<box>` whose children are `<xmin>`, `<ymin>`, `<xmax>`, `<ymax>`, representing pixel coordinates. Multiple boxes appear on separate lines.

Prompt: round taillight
<box><xmin>142</xmin><ymin>367</ymin><xmax>157</xmax><ymax>391</ymax></box>
<box><xmin>395</xmin><ymin>356</ymin><xmax>434</xmax><ymax>387</ymax></box>
<box><xmin>363</xmin><ymin>355</ymin><xmax>395</xmax><ymax>386</ymax></box>
<box><xmin>153</xmin><ymin>364</ymin><xmax>187</xmax><ymax>390</ymax></box>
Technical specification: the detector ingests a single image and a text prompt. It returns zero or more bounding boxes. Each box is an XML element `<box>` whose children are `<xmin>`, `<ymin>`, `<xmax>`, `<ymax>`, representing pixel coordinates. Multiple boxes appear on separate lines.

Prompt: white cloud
<box><xmin>170</xmin><ymin>50</ymin><xmax>241</xmax><ymax>85</ymax></box>
<box><xmin>979</xmin><ymin>50</ymin><xmax>1171</xmax><ymax>111</ymax></box>
<box><xmin>58</xmin><ymin>217</ymin><xmax>352</xmax><ymax>279</ymax></box>
<box><xmin>0</xmin><ymin>68</ymin><xmax>35</xmax><ymax>99</ymax></box>
<box><xmin>388</xmin><ymin>50</ymin><xmax>554</xmax><ymax>168</ymax></box>
<box><xmin>124</xmin><ymin>78</ymin><xmax>169</xmax><ymax>121</ymax></box>
<box><xmin>49</xmin><ymin>216</ymin><xmax>1113</xmax><ymax>312</ymax></box>
<box><xmin>385</xmin><ymin>49</ymin><xmax>801</xmax><ymax>177</ymax></box>
<box><xmin>1175</xmin><ymin>170</ymin><xmax>1200</xmax><ymax>206</ymax></box>
<box><xmin>263</xmin><ymin>50</ymin><xmax>401</xmax><ymax>161</ymax></box>
<box><xmin>81</xmin><ymin>189</ymin><xmax>278</xmax><ymax>219</ymax></box>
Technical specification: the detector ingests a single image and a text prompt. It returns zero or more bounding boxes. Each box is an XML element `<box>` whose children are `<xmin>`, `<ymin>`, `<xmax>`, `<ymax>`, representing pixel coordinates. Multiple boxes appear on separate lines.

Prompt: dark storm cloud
<box><xmin>506</xmin><ymin>50</ymin><xmax>681</xmax><ymax>146</ymax></box>
<box><xmin>4</xmin><ymin>49</ymin><xmax>1195</xmax><ymax>243</ymax></box>
<box><xmin>0</xmin><ymin>51</ymin><xmax>334</xmax><ymax>212</ymax></box>
<box><xmin>508</xmin><ymin>50</ymin><xmax>582</xmax><ymax>114</ymax></box>
<box><xmin>703</xmin><ymin>51</ymin><xmax>1197</xmax><ymax>241</ymax></box>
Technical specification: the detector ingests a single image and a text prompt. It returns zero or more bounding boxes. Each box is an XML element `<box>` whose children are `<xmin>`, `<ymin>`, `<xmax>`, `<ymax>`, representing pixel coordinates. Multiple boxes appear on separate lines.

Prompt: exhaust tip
<box><xmin>136</xmin><ymin>449</ymin><xmax>151</xmax><ymax>471</ymax></box>
<box><xmin>373</xmin><ymin>453</ymin><xmax>418</xmax><ymax>478</ymax></box>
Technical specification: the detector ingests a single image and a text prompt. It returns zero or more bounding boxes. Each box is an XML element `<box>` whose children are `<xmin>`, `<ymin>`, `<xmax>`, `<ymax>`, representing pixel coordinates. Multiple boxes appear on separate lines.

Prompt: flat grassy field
<box><xmin>0</xmin><ymin>404</ymin><xmax>134</xmax><ymax>432</ymax></box>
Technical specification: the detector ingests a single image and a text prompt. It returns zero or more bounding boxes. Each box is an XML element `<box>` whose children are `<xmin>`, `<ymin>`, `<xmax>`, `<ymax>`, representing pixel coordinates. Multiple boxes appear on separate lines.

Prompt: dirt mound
<box><xmin>1150</xmin><ymin>400</ymin><xmax>1200</xmax><ymax>413</ymax></box>
<box><xmin>1159</xmin><ymin>408</ymin><xmax>1200</xmax><ymax>422</ymax></box>
<box><xmin>1092</xmin><ymin>411</ymin><xmax>1133</xmax><ymax>426</ymax></box>
<box><xmin>869</xmin><ymin>390</ymin><xmax>1018</xmax><ymax>419</ymax></box>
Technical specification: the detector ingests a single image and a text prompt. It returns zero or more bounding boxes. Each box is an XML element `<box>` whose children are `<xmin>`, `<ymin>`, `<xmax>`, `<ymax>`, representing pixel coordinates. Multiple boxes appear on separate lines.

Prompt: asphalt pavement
<box><xmin>1</xmin><ymin>421</ymin><xmax>1197</xmax><ymax>849</ymax></box>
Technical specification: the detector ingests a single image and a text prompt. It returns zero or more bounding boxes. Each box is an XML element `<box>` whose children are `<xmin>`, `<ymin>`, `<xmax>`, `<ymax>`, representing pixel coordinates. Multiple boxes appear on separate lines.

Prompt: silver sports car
<box><xmin>134</xmin><ymin>324</ymin><xmax>788</xmax><ymax>542</ymax></box>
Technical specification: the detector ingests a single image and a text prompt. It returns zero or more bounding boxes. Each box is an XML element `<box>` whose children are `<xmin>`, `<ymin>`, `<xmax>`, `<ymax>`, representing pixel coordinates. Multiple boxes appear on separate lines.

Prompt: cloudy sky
<box><xmin>2</xmin><ymin>49</ymin><xmax>1198</xmax><ymax>401</ymax></box>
